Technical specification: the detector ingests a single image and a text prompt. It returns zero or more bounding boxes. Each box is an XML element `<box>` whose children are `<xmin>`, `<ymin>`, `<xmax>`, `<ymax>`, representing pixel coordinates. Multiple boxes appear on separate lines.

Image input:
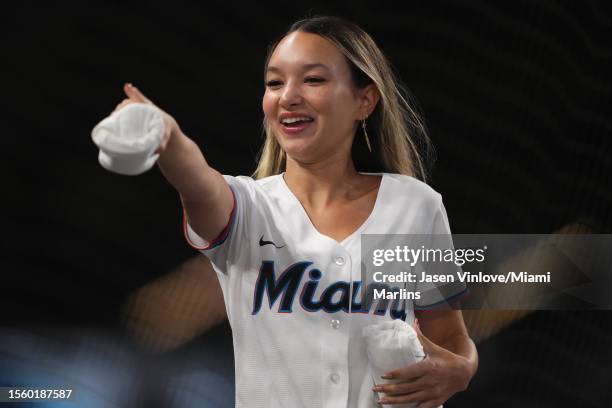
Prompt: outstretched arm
<box><xmin>120</xmin><ymin>83</ymin><xmax>234</xmax><ymax>243</ymax></box>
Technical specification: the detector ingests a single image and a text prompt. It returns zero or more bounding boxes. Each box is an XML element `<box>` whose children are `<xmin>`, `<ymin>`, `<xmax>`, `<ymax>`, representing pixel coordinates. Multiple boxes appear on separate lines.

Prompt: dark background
<box><xmin>2</xmin><ymin>1</ymin><xmax>611</xmax><ymax>407</ymax></box>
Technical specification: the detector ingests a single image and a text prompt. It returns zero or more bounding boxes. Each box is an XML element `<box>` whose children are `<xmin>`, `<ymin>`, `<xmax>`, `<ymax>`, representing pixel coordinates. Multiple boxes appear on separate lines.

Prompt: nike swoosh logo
<box><xmin>259</xmin><ymin>235</ymin><xmax>285</xmax><ymax>249</ymax></box>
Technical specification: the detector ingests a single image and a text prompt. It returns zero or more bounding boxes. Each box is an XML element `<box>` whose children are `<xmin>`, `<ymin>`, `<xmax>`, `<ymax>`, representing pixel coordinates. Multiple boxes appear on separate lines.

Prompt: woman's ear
<box><xmin>359</xmin><ymin>84</ymin><xmax>381</xmax><ymax>119</ymax></box>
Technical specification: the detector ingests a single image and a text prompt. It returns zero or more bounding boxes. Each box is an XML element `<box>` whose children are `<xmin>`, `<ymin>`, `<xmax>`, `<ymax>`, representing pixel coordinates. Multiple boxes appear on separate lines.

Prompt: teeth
<box><xmin>281</xmin><ymin>116</ymin><xmax>312</xmax><ymax>124</ymax></box>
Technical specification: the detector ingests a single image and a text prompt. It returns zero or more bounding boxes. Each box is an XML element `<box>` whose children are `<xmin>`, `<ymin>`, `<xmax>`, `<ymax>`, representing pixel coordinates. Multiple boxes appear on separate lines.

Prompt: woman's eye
<box><xmin>305</xmin><ymin>77</ymin><xmax>325</xmax><ymax>83</ymax></box>
<box><xmin>266</xmin><ymin>80</ymin><xmax>282</xmax><ymax>87</ymax></box>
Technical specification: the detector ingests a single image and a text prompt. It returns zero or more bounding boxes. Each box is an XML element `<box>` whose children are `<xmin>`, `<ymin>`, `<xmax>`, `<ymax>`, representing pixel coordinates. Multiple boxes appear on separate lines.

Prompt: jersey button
<box><xmin>330</xmin><ymin>319</ymin><xmax>341</xmax><ymax>329</ymax></box>
<box><xmin>330</xmin><ymin>373</ymin><xmax>340</xmax><ymax>384</ymax></box>
<box><xmin>334</xmin><ymin>256</ymin><xmax>345</xmax><ymax>266</ymax></box>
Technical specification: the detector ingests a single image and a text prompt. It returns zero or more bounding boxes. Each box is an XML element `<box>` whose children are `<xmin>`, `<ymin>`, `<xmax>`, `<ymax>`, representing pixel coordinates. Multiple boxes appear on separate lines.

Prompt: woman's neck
<box><xmin>283</xmin><ymin>155</ymin><xmax>367</xmax><ymax>208</ymax></box>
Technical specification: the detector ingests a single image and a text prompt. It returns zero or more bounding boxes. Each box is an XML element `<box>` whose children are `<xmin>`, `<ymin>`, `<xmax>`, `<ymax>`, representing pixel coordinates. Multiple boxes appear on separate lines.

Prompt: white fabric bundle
<box><xmin>91</xmin><ymin>103</ymin><xmax>165</xmax><ymax>175</ymax></box>
<box><xmin>359</xmin><ymin>320</ymin><xmax>441</xmax><ymax>408</ymax></box>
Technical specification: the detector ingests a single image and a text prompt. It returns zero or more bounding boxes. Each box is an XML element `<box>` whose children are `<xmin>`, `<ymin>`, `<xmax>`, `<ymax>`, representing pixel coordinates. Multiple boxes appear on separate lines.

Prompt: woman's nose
<box><xmin>279</xmin><ymin>81</ymin><xmax>303</xmax><ymax>107</ymax></box>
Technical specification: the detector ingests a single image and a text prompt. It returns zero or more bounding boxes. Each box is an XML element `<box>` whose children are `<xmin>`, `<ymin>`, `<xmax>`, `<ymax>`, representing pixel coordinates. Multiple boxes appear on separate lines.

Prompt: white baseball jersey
<box><xmin>184</xmin><ymin>172</ymin><xmax>467</xmax><ymax>408</ymax></box>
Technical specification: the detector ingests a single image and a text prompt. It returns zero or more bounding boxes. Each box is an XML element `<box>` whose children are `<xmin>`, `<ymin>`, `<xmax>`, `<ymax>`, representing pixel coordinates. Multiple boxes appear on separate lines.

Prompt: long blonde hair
<box><xmin>253</xmin><ymin>16</ymin><xmax>434</xmax><ymax>182</ymax></box>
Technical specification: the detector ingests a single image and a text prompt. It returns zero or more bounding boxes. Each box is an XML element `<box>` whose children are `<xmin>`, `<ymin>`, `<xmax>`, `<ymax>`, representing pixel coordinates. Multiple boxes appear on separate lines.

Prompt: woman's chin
<box><xmin>282</xmin><ymin>144</ymin><xmax>321</xmax><ymax>165</ymax></box>
<box><xmin>279</xmin><ymin>137</ymin><xmax>316</xmax><ymax>157</ymax></box>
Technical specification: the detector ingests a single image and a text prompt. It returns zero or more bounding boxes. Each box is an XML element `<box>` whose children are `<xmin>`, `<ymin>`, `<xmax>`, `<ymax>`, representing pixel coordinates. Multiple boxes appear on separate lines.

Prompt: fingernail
<box><xmin>372</xmin><ymin>386</ymin><xmax>382</xmax><ymax>392</ymax></box>
<box><xmin>378</xmin><ymin>398</ymin><xmax>388</xmax><ymax>404</ymax></box>
<box><xmin>381</xmin><ymin>373</ymin><xmax>392</xmax><ymax>379</ymax></box>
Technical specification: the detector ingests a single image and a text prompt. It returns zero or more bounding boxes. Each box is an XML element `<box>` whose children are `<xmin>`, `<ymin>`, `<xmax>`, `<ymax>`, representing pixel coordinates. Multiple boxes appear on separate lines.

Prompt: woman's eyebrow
<box><xmin>266</xmin><ymin>63</ymin><xmax>331</xmax><ymax>73</ymax></box>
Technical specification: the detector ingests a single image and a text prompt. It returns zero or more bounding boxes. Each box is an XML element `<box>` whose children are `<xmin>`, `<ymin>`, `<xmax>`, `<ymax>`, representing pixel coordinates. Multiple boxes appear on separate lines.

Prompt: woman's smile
<box><xmin>279</xmin><ymin>112</ymin><xmax>315</xmax><ymax>135</ymax></box>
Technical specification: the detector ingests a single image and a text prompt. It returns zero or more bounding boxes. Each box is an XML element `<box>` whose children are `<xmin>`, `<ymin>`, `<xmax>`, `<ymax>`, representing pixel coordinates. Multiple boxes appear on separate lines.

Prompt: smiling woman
<box><xmin>97</xmin><ymin>15</ymin><xmax>477</xmax><ymax>408</ymax></box>
<box><xmin>262</xmin><ymin>31</ymin><xmax>372</xmax><ymax>166</ymax></box>
<box><xmin>256</xmin><ymin>18</ymin><xmax>432</xmax><ymax>181</ymax></box>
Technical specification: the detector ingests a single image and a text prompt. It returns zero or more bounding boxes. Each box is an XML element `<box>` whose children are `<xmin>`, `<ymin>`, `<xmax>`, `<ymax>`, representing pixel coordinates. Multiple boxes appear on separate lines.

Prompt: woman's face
<box><xmin>263</xmin><ymin>31</ymin><xmax>371</xmax><ymax>165</ymax></box>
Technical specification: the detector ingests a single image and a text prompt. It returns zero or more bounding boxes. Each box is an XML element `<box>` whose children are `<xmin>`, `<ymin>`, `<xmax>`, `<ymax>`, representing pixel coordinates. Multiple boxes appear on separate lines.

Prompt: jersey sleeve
<box><xmin>182</xmin><ymin>175</ymin><xmax>256</xmax><ymax>275</ymax></box>
<box><xmin>414</xmin><ymin>199</ymin><xmax>469</xmax><ymax>309</ymax></box>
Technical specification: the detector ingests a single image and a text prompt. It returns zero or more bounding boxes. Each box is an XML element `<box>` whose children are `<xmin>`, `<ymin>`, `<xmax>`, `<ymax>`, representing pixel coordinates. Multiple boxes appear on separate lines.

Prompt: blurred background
<box><xmin>1</xmin><ymin>0</ymin><xmax>611</xmax><ymax>407</ymax></box>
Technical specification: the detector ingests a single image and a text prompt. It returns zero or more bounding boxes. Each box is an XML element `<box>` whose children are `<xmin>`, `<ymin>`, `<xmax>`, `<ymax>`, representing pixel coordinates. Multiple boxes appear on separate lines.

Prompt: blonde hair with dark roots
<box><xmin>253</xmin><ymin>16</ymin><xmax>434</xmax><ymax>182</ymax></box>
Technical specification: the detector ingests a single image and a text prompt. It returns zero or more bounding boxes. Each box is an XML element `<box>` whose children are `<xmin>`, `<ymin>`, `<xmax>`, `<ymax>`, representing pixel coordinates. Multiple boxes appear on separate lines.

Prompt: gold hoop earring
<box><xmin>362</xmin><ymin>119</ymin><xmax>372</xmax><ymax>153</ymax></box>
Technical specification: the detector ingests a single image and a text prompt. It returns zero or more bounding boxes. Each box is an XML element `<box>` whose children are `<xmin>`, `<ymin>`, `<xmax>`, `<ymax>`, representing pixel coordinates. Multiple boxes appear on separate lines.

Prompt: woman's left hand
<box><xmin>372</xmin><ymin>320</ymin><xmax>472</xmax><ymax>407</ymax></box>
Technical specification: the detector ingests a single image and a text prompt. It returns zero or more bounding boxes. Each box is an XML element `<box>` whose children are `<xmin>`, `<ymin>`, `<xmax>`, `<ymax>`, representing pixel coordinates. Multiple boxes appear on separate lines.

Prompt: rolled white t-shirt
<box><xmin>359</xmin><ymin>320</ymin><xmax>442</xmax><ymax>408</ymax></box>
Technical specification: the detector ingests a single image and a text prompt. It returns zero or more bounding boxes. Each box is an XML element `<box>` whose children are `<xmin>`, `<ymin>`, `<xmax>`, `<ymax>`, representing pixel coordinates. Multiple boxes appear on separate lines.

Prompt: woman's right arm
<box><xmin>123</xmin><ymin>83</ymin><xmax>233</xmax><ymax>243</ymax></box>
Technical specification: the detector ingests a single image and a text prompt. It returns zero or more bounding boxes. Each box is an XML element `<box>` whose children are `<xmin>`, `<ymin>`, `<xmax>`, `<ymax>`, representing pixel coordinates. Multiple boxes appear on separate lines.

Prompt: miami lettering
<box><xmin>252</xmin><ymin>261</ymin><xmax>406</xmax><ymax>320</ymax></box>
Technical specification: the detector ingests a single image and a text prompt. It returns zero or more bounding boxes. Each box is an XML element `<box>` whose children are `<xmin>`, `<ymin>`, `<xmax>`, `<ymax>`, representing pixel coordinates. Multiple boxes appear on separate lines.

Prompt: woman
<box><xmin>113</xmin><ymin>16</ymin><xmax>477</xmax><ymax>408</ymax></box>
